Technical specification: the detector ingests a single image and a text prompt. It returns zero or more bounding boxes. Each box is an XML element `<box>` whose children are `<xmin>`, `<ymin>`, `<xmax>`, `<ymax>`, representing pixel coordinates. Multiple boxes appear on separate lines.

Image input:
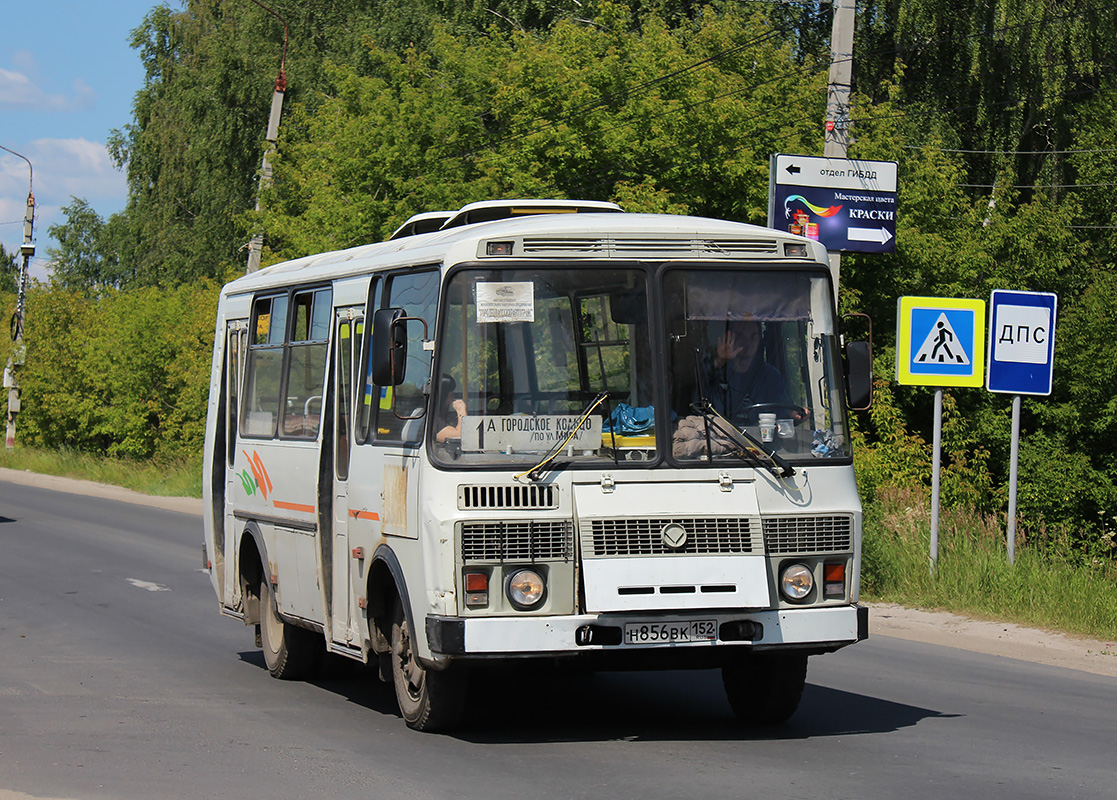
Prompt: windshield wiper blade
<box><xmin>690</xmin><ymin>401</ymin><xmax>796</xmax><ymax>478</ymax></box>
<box><xmin>518</xmin><ymin>391</ymin><xmax>609</xmax><ymax>483</ymax></box>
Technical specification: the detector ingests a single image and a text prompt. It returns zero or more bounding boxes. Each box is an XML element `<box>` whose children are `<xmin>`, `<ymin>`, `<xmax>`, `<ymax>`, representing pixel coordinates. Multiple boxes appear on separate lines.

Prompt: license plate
<box><xmin>623</xmin><ymin>619</ymin><xmax>717</xmax><ymax>645</ymax></box>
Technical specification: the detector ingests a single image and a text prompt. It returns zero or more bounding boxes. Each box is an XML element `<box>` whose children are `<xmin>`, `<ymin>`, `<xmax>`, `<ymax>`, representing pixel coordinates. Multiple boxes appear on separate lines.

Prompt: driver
<box><xmin>703</xmin><ymin>319</ymin><xmax>796</xmax><ymax>425</ymax></box>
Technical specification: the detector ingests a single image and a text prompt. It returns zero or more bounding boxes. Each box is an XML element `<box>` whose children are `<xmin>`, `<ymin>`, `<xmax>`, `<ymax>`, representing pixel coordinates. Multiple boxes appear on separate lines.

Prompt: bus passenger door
<box><xmin>330</xmin><ymin>311</ymin><xmax>362</xmax><ymax>646</ymax></box>
<box><xmin>222</xmin><ymin>321</ymin><xmax>246</xmax><ymax>611</ymax></box>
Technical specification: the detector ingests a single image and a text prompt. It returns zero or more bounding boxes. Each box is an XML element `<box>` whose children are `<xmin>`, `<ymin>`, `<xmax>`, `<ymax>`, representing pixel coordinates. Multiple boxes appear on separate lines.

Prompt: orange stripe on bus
<box><xmin>349</xmin><ymin>510</ymin><xmax>380</xmax><ymax>521</ymax></box>
<box><xmin>272</xmin><ymin>500</ymin><xmax>315</xmax><ymax>513</ymax></box>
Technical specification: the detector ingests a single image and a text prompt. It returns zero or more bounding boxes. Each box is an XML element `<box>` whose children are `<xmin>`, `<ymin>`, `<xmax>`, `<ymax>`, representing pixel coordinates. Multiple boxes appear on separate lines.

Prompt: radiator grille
<box><xmin>521</xmin><ymin>238</ymin><xmax>607</xmax><ymax>254</ymax></box>
<box><xmin>762</xmin><ymin>515</ymin><xmax>853</xmax><ymax>554</ymax></box>
<box><xmin>611</xmin><ymin>238</ymin><xmax>778</xmax><ymax>255</ymax></box>
<box><xmin>458</xmin><ymin>484</ymin><xmax>558</xmax><ymax>510</ymax></box>
<box><xmin>517</xmin><ymin>236</ymin><xmax>779</xmax><ymax>258</ymax></box>
<box><xmin>585</xmin><ymin>517</ymin><xmax>758</xmax><ymax>557</ymax></box>
<box><xmin>461</xmin><ymin>520</ymin><xmax>572</xmax><ymax>562</ymax></box>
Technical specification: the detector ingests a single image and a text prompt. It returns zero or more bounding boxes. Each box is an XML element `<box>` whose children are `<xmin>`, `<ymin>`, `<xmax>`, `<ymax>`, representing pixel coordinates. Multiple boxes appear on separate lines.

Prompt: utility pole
<box><xmin>246</xmin><ymin>0</ymin><xmax>289</xmax><ymax>274</ymax></box>
<box><xmin>824</xmin><ymin>0</ymin><xmax>856</xmax><ymax>291</ymax></box>
<box><xmin>0</xmin><ymin>144</ymin><xmax>33</xmax><ymax>450</ymax></box>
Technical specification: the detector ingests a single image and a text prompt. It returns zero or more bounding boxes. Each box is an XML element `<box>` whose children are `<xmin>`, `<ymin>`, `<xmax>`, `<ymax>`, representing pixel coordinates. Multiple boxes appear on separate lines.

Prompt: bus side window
<box><xmin>335</xmin><ymin>316</ymin><xmax>361</xmax><ymax>479</ymax></box>
<box><xmin>280</xmin><ymin>287</ymin><xmax>332</xmax><ymax>438</ymax></box>
<box><xmin>226</xmin><ymin>324</ymin><xmax>243</xmax><ymax>464</ymax></box>
<box><xmin>372</xmin><ymin>269</ymin><xmax>439</xmax><ymax>443</ymax></box>
<box><xmin>242</xmin><ymin>293</ymin><xmax>288</xmax><ymax>438</ymax></box>
<box><xmin>356</xmin><ymin>277</ymin><xmax>382</xmax><ymax>443</ymax></box>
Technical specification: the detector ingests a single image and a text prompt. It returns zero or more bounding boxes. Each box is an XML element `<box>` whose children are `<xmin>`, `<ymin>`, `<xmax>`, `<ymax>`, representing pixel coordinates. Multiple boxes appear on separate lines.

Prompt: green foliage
<box><xmin>862</xmin><ymin>487</ymin><xmax>1117</xmax><ymax>640</ymax></box>
<box><xmin>0</xmin><ymin>244</ymin><xmax>17</xmax><ymax>294</ymax></box>
<box><xmin>851</xmin><ymin>350</ymin><xmax>931</xmax><ymax>501</ymax></box>
<box><xmin>857</xmin><ymin>0</ymin><xmax>1116</xmax><ymax>192</ymax></box>
<box><xmin>17</xmin><ymin>281</ymin><xmax>218</xmax><ymax>459</ymax></box>
<box><xmin>46</xmin><ymin>198</ymin><xmax>127</xmax><ymax>293</ymax></box>
<box><xmin>259</xmin><ymin>9</ymin><xmax>824</xmax><ymax>259</ymax></box>
<box><xmin>0</xmin><ymin>445</ymin><xmax>202</xmax><ymax>499</ymax></box>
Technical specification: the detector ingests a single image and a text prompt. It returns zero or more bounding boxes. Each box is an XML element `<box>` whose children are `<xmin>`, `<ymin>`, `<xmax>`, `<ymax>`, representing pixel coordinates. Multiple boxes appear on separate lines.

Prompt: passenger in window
<box><xmin>435</xmin><ymin>375</ymin><xmax>467</xmax><ymax>443</ymax></box>
<box><xmin>701</xmin><ymin>319</ymin><xmax>799</xmax><ymax>425</ymax></box>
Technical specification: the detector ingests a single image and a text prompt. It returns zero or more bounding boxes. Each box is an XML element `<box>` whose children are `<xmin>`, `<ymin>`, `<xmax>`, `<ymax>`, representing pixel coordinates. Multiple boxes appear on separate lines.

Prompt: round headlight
<box><xmin>780</xmin><ymin>563</ymin><xmax>814</xmax><ymax>602</ymax></box>
<box><xmin>507</xmin><ymin>569</ymin><xmax>546</xmax><ymax>609</ymax></box>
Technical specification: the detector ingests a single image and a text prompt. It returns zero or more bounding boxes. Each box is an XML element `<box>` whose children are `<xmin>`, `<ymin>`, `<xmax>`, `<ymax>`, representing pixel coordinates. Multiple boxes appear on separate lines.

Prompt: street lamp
<box><xmin>0</xmin><ymin>143</ymin><xmax>34</xmax><ymax>449</ymax></box>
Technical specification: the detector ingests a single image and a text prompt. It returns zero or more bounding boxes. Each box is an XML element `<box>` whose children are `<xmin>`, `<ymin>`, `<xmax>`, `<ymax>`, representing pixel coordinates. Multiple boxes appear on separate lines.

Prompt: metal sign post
<box><xmin>986</xmin><ymin>290</ymin><xmax>1058</xmax><ymax>564</ymax></box>
<box><xmin>896</xmin><ymin>296</ymin><xmax>987</xmax><ymax>571</ymax></box>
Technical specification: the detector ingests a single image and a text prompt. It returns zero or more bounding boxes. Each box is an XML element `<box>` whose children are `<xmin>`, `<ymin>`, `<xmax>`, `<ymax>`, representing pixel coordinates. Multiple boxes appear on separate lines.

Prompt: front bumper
<box><xmin>427</xmin><ymin>603</ymin><xmax>868</xmax><ymax>659</ymax></box>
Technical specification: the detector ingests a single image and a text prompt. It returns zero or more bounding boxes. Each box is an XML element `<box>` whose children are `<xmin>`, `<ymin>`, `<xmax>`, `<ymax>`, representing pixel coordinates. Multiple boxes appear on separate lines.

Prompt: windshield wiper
<box><xmin>516</xmin><ymin>391</ymin><xmax>609</xmax><ymax>483</ymax></box>
<box><xmin>690</xmin><ymin>400</ymin><xmax>796</xmax><ymax>478</ymax></box>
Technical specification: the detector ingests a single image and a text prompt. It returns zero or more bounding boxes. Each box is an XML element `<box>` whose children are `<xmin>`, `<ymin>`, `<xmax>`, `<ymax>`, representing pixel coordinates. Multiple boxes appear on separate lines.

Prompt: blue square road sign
<box><xmin>986</xmin><ymin>290</ymin><xmax>1057</xmax><ymax>395</ymax></box>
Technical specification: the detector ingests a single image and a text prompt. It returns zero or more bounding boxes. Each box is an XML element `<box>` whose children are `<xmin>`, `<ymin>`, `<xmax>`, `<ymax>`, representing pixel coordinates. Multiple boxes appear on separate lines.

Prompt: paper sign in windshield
<box><xmin>476</xmin><ymin>282</ymin><xmax>535</xmax><ymax>323</ymax></box>
<box><xmin>461</xmin><ymin>415</ymin><xmax>602</xmax><ymax>452</ymax></box>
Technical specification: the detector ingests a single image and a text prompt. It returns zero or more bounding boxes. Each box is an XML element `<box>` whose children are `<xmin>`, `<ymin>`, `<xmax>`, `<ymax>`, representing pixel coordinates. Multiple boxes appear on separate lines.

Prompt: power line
<box><xmin>847</xmin><ymin>81</ymin><xmax>1115</xmax><ymax>130</ymax></box>
<box><xmin>959</xmin><ymin>183</ymin><xmax>1117</xmax><ymax>189</ymax></box>
<box><xmin>904</xmin><ymin>146</ymin><xmax>1117</xmax><ymax>155</ymax></box>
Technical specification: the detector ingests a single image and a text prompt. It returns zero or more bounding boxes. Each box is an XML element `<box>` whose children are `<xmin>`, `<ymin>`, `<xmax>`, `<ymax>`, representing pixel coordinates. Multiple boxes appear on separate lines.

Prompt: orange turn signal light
<box><xmin>464</xmin><ymin>571</ymin><xmax>489</xmax><ymax>608</ymax></box>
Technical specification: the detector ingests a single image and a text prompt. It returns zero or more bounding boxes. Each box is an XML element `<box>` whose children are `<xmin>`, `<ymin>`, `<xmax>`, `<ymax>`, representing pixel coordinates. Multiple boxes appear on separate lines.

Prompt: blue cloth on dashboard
<box><xmin>602</xmin><ymin>403</ymin><xmax>655</xmax><ymax>435</ymax></box>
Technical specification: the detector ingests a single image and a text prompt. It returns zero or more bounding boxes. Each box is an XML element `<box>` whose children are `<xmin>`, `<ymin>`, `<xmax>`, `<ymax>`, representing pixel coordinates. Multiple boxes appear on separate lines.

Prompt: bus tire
<box><xmin>389</xmin><ymin>600</ymin><xmax>465</xmax><ymax>732</ymax></box>
<box><xmin>722</xmin><ymin>652</ymin><xmax>808</xmax><ymax>725</ymax></box>
<box><xmin>259</xmin><ymin>578</ymin><xmax>317</xmax><ymax>680</ymax></box>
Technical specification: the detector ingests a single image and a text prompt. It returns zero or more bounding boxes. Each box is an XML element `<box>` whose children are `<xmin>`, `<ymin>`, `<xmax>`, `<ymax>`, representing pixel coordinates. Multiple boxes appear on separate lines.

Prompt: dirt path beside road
<box><xmin>869</xmin><ymin>602</ymin><xmax>1117</xmax><ymax>678</ymax></box>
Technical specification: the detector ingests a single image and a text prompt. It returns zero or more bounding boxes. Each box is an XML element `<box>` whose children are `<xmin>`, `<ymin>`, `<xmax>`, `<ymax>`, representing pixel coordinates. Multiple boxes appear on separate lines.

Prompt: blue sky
<box><xmin>0</xmin><ymin>1</ymin><xmax>176</xmax><ymax>278</ymax></box>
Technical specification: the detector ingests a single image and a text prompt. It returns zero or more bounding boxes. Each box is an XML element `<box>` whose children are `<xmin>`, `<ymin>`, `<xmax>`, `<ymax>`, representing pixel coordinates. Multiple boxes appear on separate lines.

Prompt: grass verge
<box><xmin>863</xmin><ymin>486</ymin><xmax>1117</xmax><ymax>641</ymax></box>
<box><xmin>0</xmin><ymin>445</ymin><xmax>202</xmax><ymax>499</ymax></box>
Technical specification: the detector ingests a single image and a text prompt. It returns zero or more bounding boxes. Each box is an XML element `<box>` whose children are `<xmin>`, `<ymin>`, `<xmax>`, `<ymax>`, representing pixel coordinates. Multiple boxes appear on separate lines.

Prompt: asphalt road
<box><xmin>1</xmin><ymin>477</ymin><xmax>1114</xmax><ymax>800</ymax></box>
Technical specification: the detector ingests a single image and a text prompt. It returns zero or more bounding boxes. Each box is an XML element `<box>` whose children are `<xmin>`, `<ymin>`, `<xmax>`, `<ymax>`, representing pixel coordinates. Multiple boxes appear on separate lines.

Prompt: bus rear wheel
<box><xmin>389</xmin><ymin>601</ymin><xmax>465</xmax><ymax>732</ymax></box>
<box><xmin>722</xmin><ymin>652</ymin><xmax>808</xmax><ymax>725</ymax></box>
<box><xmin>259</xmin><ymin>577</ymin><xmax>317</xmax><ymax>680</ymax></box>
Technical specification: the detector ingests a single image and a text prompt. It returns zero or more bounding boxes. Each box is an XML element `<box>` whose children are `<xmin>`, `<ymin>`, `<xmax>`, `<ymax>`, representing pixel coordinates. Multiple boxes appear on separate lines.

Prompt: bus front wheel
<box><xmin>389</xmin><ymin>601</ymin><xmax>465</xmax><ymax>732</ymax></box>
<box><xmin>722</xmin><ymin>652</ymin><xmax>808</xmax><ymax>725</ymax></box>
<box><xmin>259</xmin><ymin>578</ymin><xmax>317</xmax><ymax>680</ymax></box>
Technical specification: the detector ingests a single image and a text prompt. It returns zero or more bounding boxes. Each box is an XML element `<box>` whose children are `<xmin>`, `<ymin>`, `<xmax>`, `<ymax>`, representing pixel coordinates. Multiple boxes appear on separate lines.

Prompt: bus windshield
<box><xmin>430</xmin><ymin>264</ymin><xmax>850</xmax><ymax>468</ymax></box>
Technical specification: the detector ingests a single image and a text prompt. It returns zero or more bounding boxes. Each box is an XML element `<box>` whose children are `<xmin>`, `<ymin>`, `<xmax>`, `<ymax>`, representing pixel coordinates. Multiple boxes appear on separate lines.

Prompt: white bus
<box><xmin>202</xmin><ymin>201</ymin><xmax>873</xmax><ymax>731</ymax></box>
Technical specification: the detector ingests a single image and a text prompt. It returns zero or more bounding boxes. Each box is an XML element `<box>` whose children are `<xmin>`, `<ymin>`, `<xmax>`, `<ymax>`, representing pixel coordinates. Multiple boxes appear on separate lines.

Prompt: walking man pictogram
<box><xmin>923</xmin><ymin>321</ymin><xmax>962</xmax><ymax>363</ymax></box>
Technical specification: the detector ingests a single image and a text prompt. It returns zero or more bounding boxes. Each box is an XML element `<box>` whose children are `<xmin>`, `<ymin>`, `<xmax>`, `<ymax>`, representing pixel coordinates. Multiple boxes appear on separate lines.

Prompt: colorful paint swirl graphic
<box><xmin>784</xmin><ymin>195</ymin><xmax>843</xmax><ymax>218</ymax></box>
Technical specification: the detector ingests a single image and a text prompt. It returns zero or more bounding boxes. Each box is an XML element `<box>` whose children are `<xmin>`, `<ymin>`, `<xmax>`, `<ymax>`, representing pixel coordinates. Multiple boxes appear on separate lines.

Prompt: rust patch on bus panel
<box><xmin>381</xmin><ymin>462</ymin><xmax>409</xmax><ymax>537</ymax></box>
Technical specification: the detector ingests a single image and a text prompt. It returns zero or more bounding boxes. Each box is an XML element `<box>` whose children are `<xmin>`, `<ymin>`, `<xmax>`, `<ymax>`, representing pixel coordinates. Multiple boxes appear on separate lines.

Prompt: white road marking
<box><xmin>126</xmin><ymin>578</ymin><xmax>170</xmax><ymax>592</ymax></box>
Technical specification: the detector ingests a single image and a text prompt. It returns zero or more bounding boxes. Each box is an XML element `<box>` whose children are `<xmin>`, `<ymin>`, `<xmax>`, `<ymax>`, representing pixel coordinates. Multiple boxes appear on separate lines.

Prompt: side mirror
<box><xmin>842</xmin><ymin>312</ymin><xmax>873</xmax><ymax>411</ymax></box>
<box><xmin>372</xmin><ymin>307</ymin><xmax>407</xmax><ymax>386</ymax></box>
<box><xmin>845</xmin><ymin>340</ymin><xmax>873</xmax><ymax>410</ymax></box>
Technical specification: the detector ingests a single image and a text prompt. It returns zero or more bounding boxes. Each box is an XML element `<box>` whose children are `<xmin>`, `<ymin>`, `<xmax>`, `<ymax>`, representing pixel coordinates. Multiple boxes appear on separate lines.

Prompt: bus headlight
<box><xmin>507</xmin><ymin>569</ymin><xmax>546</xmax><ymax>609</ymax></box>
<box><xmin>780</xmin><ymin>563</ymin><xmax>814</xmax><ymax>602</ymax></box>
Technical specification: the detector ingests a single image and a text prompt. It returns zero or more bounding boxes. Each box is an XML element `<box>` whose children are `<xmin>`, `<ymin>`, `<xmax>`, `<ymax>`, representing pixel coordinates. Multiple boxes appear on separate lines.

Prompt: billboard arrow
<box><xmin>848</xmin><ymin>226</ymin><xmax>893</xmax><ymax>244</ymax></box>
<box><xmin>785</xmin><ymin>164</ymin><xmax>801</xmax><ymax>175</ymax></box>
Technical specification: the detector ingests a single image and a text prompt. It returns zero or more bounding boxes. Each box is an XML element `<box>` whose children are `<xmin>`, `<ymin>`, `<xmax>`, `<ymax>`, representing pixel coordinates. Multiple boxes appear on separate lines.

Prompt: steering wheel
<box><xmin>744</xmin><ymin>403</ymin><xmax>811</xmax><ymax>427</ymax></box>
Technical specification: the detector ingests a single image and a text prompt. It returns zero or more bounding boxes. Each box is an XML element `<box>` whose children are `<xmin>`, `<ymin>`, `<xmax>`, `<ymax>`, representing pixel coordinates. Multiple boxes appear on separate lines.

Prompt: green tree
<box><xmin>0</xmin><ymin>243</ymin><xmax>17</xmax><ymax>294</ymax></box>
<box><xmin>17</xmin><ymin>281</ymin><xmax>218</xmax><ymax>459</ymax></box>
<box><xmin>855</xmin><ymin>0</ymin><xmax>1115</xmax><ymax>193</ymax></box>
<box><xmin>259</xmin><ymin>8</ymin><xmax>825</xmax><ymax>258</ymax></box>
<box><xmin>47</xmin><ymin>198</ymin><xmax>125</xmax><ymax>294</ymax></box>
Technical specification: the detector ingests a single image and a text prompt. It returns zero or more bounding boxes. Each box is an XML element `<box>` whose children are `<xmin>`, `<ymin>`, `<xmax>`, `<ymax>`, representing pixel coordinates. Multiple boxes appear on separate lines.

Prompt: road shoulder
<box><xmin>0</xmin><ymin>467</ymin><xmax>203</xmax><ymax>516</ymax></box>
<box><xmin>869</xmin><ymin>602</ymin><xmax>1117</xmax><ymax>678</ymax></box>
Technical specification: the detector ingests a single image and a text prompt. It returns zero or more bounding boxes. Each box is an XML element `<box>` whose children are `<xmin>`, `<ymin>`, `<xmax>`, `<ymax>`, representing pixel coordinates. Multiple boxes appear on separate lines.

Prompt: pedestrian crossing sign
<box><xmin>896</xmin><ymin>296</ymin><xmax>986</xmax><ymax>387</ymax></box>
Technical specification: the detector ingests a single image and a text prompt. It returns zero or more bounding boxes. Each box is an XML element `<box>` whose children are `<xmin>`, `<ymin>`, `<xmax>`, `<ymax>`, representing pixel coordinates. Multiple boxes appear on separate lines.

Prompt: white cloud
<box><xmin>1</xmin><ymin>139</ymin><xmax>127</xmax><ymax>267</ymax></box>
<box><xmin>0</xmin><ymin>67</ymin><xmax>68</xmax><ymax>112</ymax></box>
<box><xmin>3</xmin><ymin>138</ymin><xmax>126</xmax><ymax>205</ymax></box>
<box><xmin>0</xmin><ymin>62</ymin><xmax>98</xmax><ymax>113</ymax></box>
